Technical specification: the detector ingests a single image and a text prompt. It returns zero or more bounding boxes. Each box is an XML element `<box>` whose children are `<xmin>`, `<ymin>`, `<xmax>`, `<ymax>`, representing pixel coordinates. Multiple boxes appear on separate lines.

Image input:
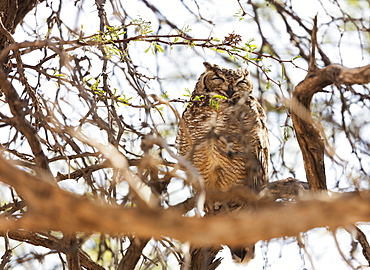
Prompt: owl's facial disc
<box><xmin>204</xmin><ymin>74</ymin><xmax>232</xmax><ymax>98</ymax></box>
<box><xmin>200</xmin><ymin>64</ymin><xmax>252</xmax><ymax>99</ymax></box>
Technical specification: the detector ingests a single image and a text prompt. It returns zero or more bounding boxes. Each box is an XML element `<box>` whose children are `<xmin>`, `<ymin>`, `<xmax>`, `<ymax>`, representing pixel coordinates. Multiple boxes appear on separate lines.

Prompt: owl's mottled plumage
<box><xmin>177</xmin><ymin>62</ymin><xmax>269</xmax><ymax>264</ymax></box>
<box><xmin>177</xmin><ymin>62</ymin><xmax>269</xmax><ymax>193</ymax></box>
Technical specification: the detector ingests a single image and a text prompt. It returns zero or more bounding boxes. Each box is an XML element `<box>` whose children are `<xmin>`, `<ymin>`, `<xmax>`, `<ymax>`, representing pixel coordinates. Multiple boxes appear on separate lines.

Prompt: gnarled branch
<box><xmin>291</xmin><ymin>64</ymin><xmax>370</xmax><ymax>191</ymax></box>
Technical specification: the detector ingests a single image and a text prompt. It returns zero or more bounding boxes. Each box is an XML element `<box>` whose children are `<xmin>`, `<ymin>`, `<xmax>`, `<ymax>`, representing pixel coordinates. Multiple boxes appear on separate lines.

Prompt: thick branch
<box><xmin>117</xmin><ymin>237</ymin><xmax>149</xmax><ymax>270</ymax></box>
<box><xmin>14</xmin><ymin>1</ymin><xmax>46</xmax><ymax>32</ymax></box>
<box><xmin>0</xmin><ymin>156</ymin><xmax>370</xmax><ymax>247</ymax></box>
<box><xmin>291</xmin><ymin>64</ymin><xmax>370</xmax><ymax>190</ymax></box>
<box><xmin>355</xmin><ymin>226</ymin><xmax>370</xmax><ymax>264</ymax></box>
<box><xmin>63</xmin><ymin>234</ymin><xmax>81</xmax><ymax>270</ymax></box>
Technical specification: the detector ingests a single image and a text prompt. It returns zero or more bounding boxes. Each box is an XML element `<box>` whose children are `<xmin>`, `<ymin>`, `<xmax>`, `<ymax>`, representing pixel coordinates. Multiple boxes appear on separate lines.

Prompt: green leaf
<box><xmin>212</xmin><ymin>94</ymin><xmax>227</xmax><ymax>100</ymax></box>
<box><xmin>155</xmin><ymin>44</ymin><xmax>164</xmax><ymax>53</ymax></box>
<box><xmin>209</xmin><ymin>95</ymin><xmax>227</xmax><ymax>110</ymax></box>
<box><xmin>233</xmin><ymin>8</ymin><xmax>246</xmax><ymax>21</ymax></box>
<box><xmin>280</xmin><ymin>64</ymin><xmax>286</xmax><ymax>80</ymax></box>
<box><xmin>183</xmin><ymin>88</ymin><xmax>192</xmax><ymax>98</ymax></box>
<box><xmin>193</xmin><ymin>95</ymin><xmax>204</xmax><ymax>101</ymax></box>
<box><xmin>266</xmin><ymin>81</ymin><xmax>271</xmax><ymax>90</ymax></box>
<box><xmin>144</xmin><ymin>45</ymin><xmax>151</xmax><ymax>53</ymax></box>
<box><xmin>211</xmin><ymin>48</ymin><xmax>225</xmax><ymax>53</ymax></box>
<box><xmin>209</xmin><ymin>99</ymin><xmax>219</xmax><ymax>110</ymax></box>
<box><xmin>89</xmin><ymin>77</ymin><xmax>101</xmax><ymax>92</ymax></box>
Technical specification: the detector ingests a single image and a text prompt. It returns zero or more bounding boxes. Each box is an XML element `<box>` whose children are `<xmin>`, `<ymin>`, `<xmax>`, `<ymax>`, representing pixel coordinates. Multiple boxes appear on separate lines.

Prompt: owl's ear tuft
<box><xmin>203</xmin><ymin>62</ymin><xmax>213</xmax><ymax>70</ymax></box>
<box><xmin>203</xmin><ymin>62</ymin><xmax>220</xmax><ymax>71</ymax></box>
<box><xmin>239</xmin><ymin>68</ymin><xmax>249</xmax><ymax>77</ymax></box>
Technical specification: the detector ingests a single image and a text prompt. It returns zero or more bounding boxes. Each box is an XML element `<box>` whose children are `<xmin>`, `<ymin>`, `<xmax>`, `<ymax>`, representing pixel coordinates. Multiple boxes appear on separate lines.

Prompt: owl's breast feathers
<box><xmin>177</xmin><ymin>93</ymin><xmax>269</xmax><ymax>192</ymax></box>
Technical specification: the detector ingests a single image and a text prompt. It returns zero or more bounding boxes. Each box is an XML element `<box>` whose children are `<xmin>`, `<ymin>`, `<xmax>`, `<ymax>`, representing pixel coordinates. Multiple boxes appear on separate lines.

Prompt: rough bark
<box><xmin>63</xmin><ymin>234</ymin><xmax>81</xmax><ymax>270</ymax></box>
<box><xmin>185</xmin><ymin>246</ymin><xmax>222</xmax><ymax>270</ymax></box>
<box><xmin>0</xmin><ymin>0</ymin><xmax>45</xmax><ymax>47</ymax></box>
<box><xmin>0</xmin><ymin>0</ymin><xmax>17</xmax><ymax>47</ymax></box>
<box><xmin>5</xmin><ymin>0</ymin><xmax>43</xmax><ymax>32</ymax></box>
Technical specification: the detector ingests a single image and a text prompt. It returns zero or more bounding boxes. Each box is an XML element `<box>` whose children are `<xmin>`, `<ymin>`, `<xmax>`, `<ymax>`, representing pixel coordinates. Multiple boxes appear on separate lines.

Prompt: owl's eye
<box><xmin>210</xmin><ymin>76</ymin><xmax>224</xmax><ymax>84</ymax></box>
<box><xmin>237</xmin><ymin>80</ymin><xmax>249</xmax><ymax>87</ymax></box>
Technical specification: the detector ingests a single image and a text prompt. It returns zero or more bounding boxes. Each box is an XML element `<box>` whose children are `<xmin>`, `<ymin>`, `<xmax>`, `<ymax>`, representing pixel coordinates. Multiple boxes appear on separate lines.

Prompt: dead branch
<box><xmin>63</xmin><ymin>233</ymin><xmax>81</xmax><ymax>270</ymax></box>
<box><xmin>289</xmin><ymin>20</ymin><xmax>370</xmax><ymax>262</ymax></box>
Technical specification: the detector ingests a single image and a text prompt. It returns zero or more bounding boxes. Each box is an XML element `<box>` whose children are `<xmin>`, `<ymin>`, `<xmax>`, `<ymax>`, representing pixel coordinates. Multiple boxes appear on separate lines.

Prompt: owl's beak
<box><xmin>226</xmin><ymin>84</ymin><xmax>234</xmax><ymax>98</ymax></box>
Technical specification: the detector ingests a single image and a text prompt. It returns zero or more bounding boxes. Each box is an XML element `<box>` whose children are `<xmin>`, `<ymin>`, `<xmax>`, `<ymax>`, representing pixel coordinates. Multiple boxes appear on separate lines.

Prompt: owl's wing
<box><xmin>241</xmin><ymin>96</ymin><xmax>270</xmax><ymax>189</ymax></box>
<box><xmin>175</xmin><ymin>106</ymin><xmax>191</xmax><ymax>157</ymax></box>
<box><xmin>256</xmin><ymin>119</ymin><xmax>270</xmax><ymax>184</ymax></box>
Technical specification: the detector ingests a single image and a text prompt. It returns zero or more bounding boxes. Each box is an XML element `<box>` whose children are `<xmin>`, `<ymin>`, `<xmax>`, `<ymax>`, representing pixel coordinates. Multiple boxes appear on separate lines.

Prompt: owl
<box><xmin>176</xmin><ymin>62</ymin><xmax>269</xmax><ymax>264</ymax></box>
<box><xmin>176</xmin><ymin>62</ymin><xmax>269</xmax><ymax>193</ymax></box>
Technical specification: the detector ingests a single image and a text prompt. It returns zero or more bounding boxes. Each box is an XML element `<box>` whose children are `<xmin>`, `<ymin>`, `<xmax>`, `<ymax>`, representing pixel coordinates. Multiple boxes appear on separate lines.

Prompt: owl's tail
<box><xmin>230</xmin><ymin>244</ymin><xmax>255</xmax><ymax>264</ymax></box>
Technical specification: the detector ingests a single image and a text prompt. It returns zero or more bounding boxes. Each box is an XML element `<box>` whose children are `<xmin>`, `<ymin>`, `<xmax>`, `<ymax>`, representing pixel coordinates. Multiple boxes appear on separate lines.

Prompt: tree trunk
<box><xmin>0</xmin><ymin>0</ymin><xmax>45</xmax><ymax>49</ymax></box>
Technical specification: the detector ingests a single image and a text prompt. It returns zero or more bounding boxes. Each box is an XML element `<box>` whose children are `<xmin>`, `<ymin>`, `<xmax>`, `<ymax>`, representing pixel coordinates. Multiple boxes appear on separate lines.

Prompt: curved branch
<box><xmin>291</xmin><ymin>64</ymin><xmax>370</xmax><ymax>190</ymax></box>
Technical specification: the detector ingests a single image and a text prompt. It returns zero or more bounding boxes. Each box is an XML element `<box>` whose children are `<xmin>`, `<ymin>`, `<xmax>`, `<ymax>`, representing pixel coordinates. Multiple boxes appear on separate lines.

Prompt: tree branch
<box><xmin>0</xmin><ymin>155</ymin><xmax>370</xmax><ymax>247</ymax></box>
<box><xmin>0</xmin><ymin>230</ymin><xmax>105</xmax><ymax>270</ymax></box>
<box><xmin>355</xmin><ymin>226</ymin><xmax>370</xmax><ymax>265</ymax></box>
<box><xmin>291</xmin><ymin>63</ymin><xmax>370</xmax><ymax>190</ymax></box>
<box><xmin>117</xmin><ymin>237</ymin><xmax>149</xmax><ymax>270</ymax></box>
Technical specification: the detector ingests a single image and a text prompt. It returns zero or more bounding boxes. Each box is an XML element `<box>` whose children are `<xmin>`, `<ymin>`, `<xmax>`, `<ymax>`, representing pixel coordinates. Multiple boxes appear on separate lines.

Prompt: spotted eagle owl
<box><xmin>176</xmin><ymin>62</ymin><xmax>269</xmax><ymax>263</ymax></box>
<box><xmin>176</xmin><ymin>62</ymin><xmax>269</xmax><ymax>193</ymax></box>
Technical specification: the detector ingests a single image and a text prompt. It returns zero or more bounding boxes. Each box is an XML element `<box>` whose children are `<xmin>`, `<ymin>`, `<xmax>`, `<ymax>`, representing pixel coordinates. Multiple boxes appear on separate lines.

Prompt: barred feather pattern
<box><xmin>176</xmin><ymin>62</ymin><xmax>269</xmax><ymax>193</ymax></box>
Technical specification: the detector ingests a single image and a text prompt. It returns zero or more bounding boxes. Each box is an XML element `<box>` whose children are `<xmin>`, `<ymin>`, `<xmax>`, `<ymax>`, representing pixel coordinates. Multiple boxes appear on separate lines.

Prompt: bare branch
<box><xmin>0</xmin><ymin>59</ymin><xmax>53</xmax><ymax>179</ymax></box>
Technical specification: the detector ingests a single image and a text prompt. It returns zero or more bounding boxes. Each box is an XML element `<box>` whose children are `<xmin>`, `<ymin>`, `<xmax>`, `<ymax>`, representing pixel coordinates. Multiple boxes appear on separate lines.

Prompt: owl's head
<box><xmin>193</xmin><ymin>62</ymin><xmax>253</xmax><ymax>99</ymax></box>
